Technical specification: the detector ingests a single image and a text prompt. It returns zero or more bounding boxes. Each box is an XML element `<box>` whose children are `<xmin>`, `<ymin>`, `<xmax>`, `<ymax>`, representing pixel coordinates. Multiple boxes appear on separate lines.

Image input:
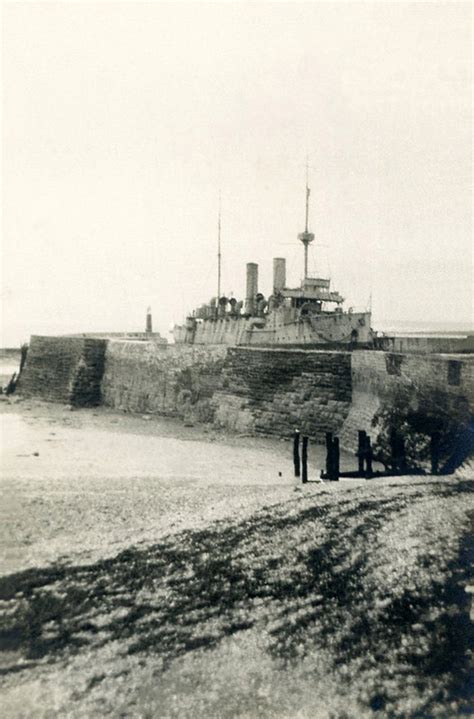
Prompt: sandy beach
<box><xmin>1</xmin><ymin>394</ymin><xmax>473</xmax><ymax>718</ymax></box>
<box><xmin>1</xmin><ymin>397</ymin><xmax>354</xmax><ymax>575</ymax></box>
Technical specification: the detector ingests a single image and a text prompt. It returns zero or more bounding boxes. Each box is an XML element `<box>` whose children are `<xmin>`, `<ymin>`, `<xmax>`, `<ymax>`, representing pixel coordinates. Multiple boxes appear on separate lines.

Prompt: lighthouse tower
<box><xmin>146</xmin><ymin>306</ymin><xmax>153</xmax><ymax>334</ymax></box>
<box><xmin>297</xmin><ymin>164</ymin><xmax>315</xmax><ymax>279</ymax></box>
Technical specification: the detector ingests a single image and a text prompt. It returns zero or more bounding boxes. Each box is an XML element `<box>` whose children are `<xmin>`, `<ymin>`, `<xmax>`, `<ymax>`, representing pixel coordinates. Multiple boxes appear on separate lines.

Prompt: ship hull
<box><xmin>173</xmin><ymin>311</ymin><xmax>373</xmax><ymax>348</ymax></box>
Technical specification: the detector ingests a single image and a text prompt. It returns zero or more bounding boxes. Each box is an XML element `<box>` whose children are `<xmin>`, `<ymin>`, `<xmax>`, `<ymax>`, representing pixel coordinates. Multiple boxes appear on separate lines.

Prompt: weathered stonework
<box><xmin>18</xmin><ymin>337</ymin><xmax>474</xmax><ymax>456</ymax></box>
<box><xmin>213</xmin><ymin>348</ymin><xmax>352</xmax><ymax>439</ymax></box>
<box><xmin>101</xmin><ymin>341</ymin><xmax>227</xmax><ymax>421</ymax></box>
<box><xmin>17</xmin><ymin>335</ymin><xmax>106</xmax><ymax>406</ymax></box>
<box><xmin>100</xmin><ymin>343</ymin><xmax>353</xmax><ymax>437</ymax></box>
<box><xmin>339</xmin><ymin>351</ymin><xmax>474</xmax><ymax>452</ymax></box>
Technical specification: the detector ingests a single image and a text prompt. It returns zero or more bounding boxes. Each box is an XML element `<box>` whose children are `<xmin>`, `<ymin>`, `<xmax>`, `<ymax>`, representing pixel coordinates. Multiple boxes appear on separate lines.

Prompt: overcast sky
<box><xmin>2</xmin><ymin>1</ymin><xmax>472</xmax><ymax>345</ymax></box>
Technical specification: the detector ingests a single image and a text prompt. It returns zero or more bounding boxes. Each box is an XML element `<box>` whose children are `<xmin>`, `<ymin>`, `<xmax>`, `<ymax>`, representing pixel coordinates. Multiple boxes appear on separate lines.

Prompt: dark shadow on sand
<box><xmin>0</xmin><ymin>480</ymin><xmax>472</xmax><ymax>711</ymax></box>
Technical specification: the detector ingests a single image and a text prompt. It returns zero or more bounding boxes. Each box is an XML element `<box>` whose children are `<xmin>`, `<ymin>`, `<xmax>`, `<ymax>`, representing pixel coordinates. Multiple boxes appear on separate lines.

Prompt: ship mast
<box><xmin>305</xmin><ymin>159</ymin><xmax>310</xmax><ymax>234</ymax></box>
<box><xmin>217</xmin><ymin>192</ymin><xmax>222</xmax><ymax>303</ymax></box>
<box><xmin>298</xmin><ymin>158</ymin><xmax>315</xmax><ymax>279</ymax></box>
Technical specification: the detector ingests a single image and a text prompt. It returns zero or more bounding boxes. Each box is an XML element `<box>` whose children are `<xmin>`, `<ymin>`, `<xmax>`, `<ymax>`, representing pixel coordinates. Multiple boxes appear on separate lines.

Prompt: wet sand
<box><xmin>1</xmin><ymin>398</ymin><xmax>361</xmax><ymax>575</ymax></box>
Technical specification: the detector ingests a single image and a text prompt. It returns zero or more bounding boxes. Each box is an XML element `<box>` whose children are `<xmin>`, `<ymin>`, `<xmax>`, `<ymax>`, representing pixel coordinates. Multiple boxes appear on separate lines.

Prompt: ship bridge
<box><xmin>282</xmin><ymin>277</ymin><xmax>344</xmax><ymax>306</ymax></box>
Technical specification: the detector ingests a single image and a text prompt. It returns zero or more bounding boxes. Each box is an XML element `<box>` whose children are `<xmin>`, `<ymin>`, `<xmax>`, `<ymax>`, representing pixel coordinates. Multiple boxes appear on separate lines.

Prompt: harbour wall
<box><xmin>101</xmin><ymin>343</ymin><xmax>352</xmax><ymax>439</ymax></box>
<box><xmin>339</xmin><ymin>351</ymin><xmax>474</xmax><ymax>452</ymax></box>
<box><xmin>212</xmin><ymin>348</ymin><xmax>352</xmax><ymax>438</ymax></box>
<box><xmin>17</xmin><ymin>335</ymin><xmax>107</xmax><ymax>406</ymax></box>
<box><xmin>377</xmin><ymin>335</ymin><xmax>474</xmax><ymax>354</ymax></box>
<box><xmin>17</xmin><ymin>337</ymin><xmax>474</xmax><ymax>451</ymax></box>
<box><xmin>101</xmin><ymin>341</ymin><xmax>227</xmax><ymax>422</ymax></box>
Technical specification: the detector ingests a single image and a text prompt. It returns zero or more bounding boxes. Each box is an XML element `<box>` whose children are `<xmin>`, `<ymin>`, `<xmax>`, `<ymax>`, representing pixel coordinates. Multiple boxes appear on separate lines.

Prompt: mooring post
<box><xmin>302</xmin><ymin>436</ymin><xmax>309</xmax><ymax>484</ymax></box>
<box><xmin>332</xmin><ymin>436</ymin><xmax>340</xmax><ymax>481</ymax></box>
<box><xmin>399</xmin><ymin>435</ymin><xmax>408</xmax><ymax>474</ymax></box>
<box><xmin>390</xmin><ymin>429</ymin><xmax>407</xmax><ymax>474</ymax></box>
<box><xmin>325</xmin><ymin>432</ymin><xmax>333</xmax><ymax>480</ymax></box>
<box><xmin>430</xmin><ymin>432</ymin><xmax>440</xmax><ymax>475</ymax></box>
<box><xmin>389</xmin><ymin>428</ymin><xmax>398</xmax><ymax>472</ymax></box>
<box><xmin>293</xmin><ymin>430</ymin><xmax>301</xmax><ymax>478</ymax></box>
<box><xmin>365</xmin><ymin>435</ymin><xmax>373</xmax><ymax>478</ymax></box>
<box><xmin>357</xmin><ymin>430</ymin><xmax>366</xmax><ymax>475</ymax></box>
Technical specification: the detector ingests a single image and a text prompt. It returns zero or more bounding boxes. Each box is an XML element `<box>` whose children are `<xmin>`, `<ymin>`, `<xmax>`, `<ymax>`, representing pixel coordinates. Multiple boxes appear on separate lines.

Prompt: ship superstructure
<box><xmin>173</xmin><ymin>175</ymin><xmax>373</xmax><ymax>348</ymax></box>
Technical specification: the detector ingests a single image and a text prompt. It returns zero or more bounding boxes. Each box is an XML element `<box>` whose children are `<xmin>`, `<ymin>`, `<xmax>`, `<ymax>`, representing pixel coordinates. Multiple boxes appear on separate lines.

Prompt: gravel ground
<box><xmin>1</xmin><ymin>397</ymin><xmax>473</xmax><ymax>718</ymax></box>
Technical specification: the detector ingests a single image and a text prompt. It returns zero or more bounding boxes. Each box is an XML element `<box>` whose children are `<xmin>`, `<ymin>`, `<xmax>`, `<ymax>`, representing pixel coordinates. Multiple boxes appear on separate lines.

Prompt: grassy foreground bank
<box><xmin>1</xmin><ymin>477</ymin><xmax>473</xmax><ymax>718</ymax></box>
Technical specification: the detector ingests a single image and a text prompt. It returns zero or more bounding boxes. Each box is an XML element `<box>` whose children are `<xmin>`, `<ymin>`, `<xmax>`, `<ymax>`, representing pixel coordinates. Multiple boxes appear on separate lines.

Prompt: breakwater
<box><xmin>17</xmin><ymin>336</ymin><xmax>106</xmax><ymax>406</ymax></box>
<box><xmin>340</xmin><ymin>350</ymin><xmax>474</xmax><ymax>452</ymax></box>
<box><xmin>17</xmin><ymin>336</ymin><xmax>474</xmax><ymax>451</ymax></box>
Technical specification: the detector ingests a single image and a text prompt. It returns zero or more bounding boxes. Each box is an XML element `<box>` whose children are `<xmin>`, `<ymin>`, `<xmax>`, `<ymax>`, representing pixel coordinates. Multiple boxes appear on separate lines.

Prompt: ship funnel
<box><xmin>273</xmin><ymin>258</ymin><xmax>286</xmax><ymax>293</ymax></box>
<box><xmin>245</xmin><ymin>262</ymin><xmax>258</xmax><ymax>315</ymax></box>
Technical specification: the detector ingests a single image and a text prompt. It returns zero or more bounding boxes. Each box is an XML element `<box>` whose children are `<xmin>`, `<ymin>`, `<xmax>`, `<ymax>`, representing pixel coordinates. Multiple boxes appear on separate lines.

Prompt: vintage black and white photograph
<box><xmin>1</xmin><ymin>0</ymin><xmax>473</xmax><ymax>716</ymax></box>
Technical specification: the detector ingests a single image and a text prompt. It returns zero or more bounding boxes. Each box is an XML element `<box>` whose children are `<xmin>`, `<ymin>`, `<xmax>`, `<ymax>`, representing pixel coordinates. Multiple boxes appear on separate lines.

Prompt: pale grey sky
<box><xmin>2</xmin><ymin>1</ymin><xmax>472</xmax><ymax>345</ymax></box>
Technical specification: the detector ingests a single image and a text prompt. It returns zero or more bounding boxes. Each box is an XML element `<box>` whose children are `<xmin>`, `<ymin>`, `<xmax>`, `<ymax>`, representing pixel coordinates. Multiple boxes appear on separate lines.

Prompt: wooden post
<box><xmin>357</xmin><ymin>430</ymin><xmax>366</xmax><ymax>475</ymax></box>
<box><xmin>325</xmin><ymin>432</ymin><xmax>333</xmax><ymax>480</ymax></box>
<box><xmin>400</xmin><ymin>436</ymin><xmax>408</xmax><ymax>473</ymax></box>
<box><xmin>390</xmin><ymin>429</ymin><xmax>407</xmax><ymax>474</ymax></box>
<box><xmin>365</xmin><ymin>435</ymin><xmax>373</xmax><ymax>478</ymax></box>
<box><xmin>302</xmin><ymin>436</ymin><xmax>308</xmax><ymax>484</ymax></box>
<box><xmin>332</xmin><ymin>436</ymin><xmax>340</xmax><ymax>481</ymax></box>
<box><xmin>293</xmin><ymin>430</ymin><xmax>301</xmax><ymax>477</ymax></box>
<box><xmin>430</xmin><ymin>432</ymin><xmax>440</xmax><ymax>475</ymax></box>
<box><xmin>389</xmin><ymin>428</ymin><xmax>398</xmax><ymax>472</ymax></box>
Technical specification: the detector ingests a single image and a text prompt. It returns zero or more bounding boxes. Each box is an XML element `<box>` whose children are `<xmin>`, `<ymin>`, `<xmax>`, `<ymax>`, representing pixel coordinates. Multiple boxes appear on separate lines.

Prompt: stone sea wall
<box><xmin>339</xmin><ymin>351</ymin><xmax>474</xmax><ymax>452</ymax></box>
<box><xmin>379</xmin><ymin>335</ymin><xmax>474</xmax><ymax>354</ymax></box>
<box><xmin>101</xmin><ymin>341</ymin><xmax>227</xmax><ymax>422</ymax></box>
<box><xmin>17</xmin><ymin>337</ymin><xmax>474</xmax><ymax>454</ymax></box>
<box><xmin>100</xmin><ymin>342</ymin><xmax>352</xmax><ymax>438</ymax></box>
<box><xmin>17</xmin><ymin>335</ymin><xmax>106</xmax><ymax>406</ymax></box>
<box><xmin>213</xmin><ymin>348</ymin><xmax>352</xmax><ymax>438</ymax></box>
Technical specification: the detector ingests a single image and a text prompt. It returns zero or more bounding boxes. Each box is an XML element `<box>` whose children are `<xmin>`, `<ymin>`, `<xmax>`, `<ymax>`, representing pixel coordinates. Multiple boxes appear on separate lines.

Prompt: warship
<box><xmin>173</xmin><ymin>178</ymin><xmax>373</xmax><ymax>348</ymax></box>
